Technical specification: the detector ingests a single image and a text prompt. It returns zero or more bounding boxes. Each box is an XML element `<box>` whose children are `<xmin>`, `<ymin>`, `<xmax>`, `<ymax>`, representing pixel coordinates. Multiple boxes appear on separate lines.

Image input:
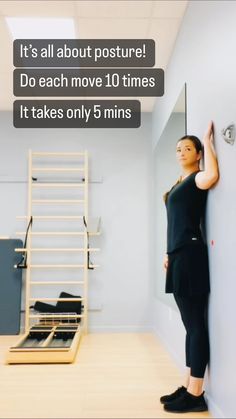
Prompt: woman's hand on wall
<box><xmin>195</xmin><ymin>120</ymin><xmax>219</xmax><ymax>190</ymax></box>
<box><xmin>203</xmin><ymin>120</ymin><xmax>214</xmax><ymax>147</ymax></box>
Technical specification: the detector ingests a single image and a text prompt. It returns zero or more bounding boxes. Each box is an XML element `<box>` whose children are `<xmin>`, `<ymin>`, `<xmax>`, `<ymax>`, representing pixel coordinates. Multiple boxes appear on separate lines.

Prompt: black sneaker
<box><xmin>164</xmin><ymin>391</ymin><xmax>208</xmax><ymax>413</ymax></box>
<box><xmin>160</xmin><ymin>386</ymin><xmax>186</xmax><ymax>404</ymax></box>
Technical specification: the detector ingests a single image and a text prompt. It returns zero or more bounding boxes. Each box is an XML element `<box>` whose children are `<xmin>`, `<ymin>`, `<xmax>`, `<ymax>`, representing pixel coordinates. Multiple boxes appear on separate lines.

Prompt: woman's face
<box><xmin>176</xmin><ymin>139</ymin><xmax>201</xmax><ymax>168</ymax></box>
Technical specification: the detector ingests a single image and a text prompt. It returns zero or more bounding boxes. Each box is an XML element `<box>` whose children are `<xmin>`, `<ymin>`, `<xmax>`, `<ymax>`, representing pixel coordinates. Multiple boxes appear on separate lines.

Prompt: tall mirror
<box><xmin>153</xmin><ymin>84</ymin><xmax>187</xmax><ymax>308</ymax></box>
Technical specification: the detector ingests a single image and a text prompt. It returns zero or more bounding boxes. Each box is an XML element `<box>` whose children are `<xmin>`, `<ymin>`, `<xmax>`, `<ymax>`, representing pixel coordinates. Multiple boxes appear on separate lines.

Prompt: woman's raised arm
<box><xmin>195</xmin><ymin>121</ymin><xmax>219</xmax><ymax>190</ymax></box>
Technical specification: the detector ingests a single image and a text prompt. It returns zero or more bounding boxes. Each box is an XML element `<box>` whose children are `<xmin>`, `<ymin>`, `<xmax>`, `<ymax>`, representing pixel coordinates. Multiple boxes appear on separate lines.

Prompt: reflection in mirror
<box><xmin>153</xmin><ymin>84</ymin><xmax>186</xmax><ymax>309</ymax></box>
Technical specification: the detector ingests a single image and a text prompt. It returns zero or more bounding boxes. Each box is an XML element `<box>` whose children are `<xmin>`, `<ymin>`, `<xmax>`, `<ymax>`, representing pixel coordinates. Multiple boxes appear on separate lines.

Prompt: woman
<box><xmin>160</xmin><ymin>121</ymin><xmax>219</xmax><ymax>413</ymax></box>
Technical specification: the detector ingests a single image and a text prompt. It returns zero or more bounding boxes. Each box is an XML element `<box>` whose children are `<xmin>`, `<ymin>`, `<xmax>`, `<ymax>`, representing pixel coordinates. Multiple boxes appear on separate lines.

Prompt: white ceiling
<box><xmin>0</xmin><ymin>0</ymin><xmax>188</xmax><ymax>112</ymax></box>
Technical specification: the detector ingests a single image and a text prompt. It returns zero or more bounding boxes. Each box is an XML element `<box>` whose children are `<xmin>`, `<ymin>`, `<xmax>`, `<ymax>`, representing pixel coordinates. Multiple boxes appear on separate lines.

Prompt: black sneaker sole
<box><xmin>164</xmin><ymin>405</ymin><xmax>208</xmax><ymax>413</ymax></box>
<box><xmin>160</xmin><ymin>399</ymin><xmax>176</xmax><ymax>404</ymax></box>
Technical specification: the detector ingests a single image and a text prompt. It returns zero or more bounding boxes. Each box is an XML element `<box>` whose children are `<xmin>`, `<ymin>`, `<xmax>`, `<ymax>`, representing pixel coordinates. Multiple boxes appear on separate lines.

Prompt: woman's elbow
<box><xmin>209</xmin><ymin>171</ymin><xmax>219</xmax><ymax>187</ymax></box>
<box><xmin>196</xmin><ymin>170</ymin><xmax>219</xmax><ymax>189</ymax></box>
<box><xmin>213</xmin><ymin>169</ymin><xmax>219</xmax><ymax>182</ymax></box>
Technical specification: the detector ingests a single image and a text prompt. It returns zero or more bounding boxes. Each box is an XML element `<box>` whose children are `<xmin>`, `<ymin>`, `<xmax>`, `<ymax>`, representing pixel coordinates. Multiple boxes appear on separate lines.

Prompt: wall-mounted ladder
<box><xmin>7</xmin><ymin>150</ymin><xmax>100</xmax><ymax>364</ymax></box>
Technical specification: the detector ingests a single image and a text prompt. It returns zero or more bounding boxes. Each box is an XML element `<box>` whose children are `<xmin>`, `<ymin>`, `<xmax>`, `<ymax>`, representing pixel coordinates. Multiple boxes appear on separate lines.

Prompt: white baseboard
<box><xmin>207</xmin><ymin>394</ymin><xmax>225</xmax><ymax>418</ymax></box>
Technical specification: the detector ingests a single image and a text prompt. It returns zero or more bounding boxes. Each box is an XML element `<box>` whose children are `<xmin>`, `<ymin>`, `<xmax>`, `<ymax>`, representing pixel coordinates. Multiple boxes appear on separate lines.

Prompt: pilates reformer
<box><xmin>6</xmin><ymin>151</ymin><xmax>100</xmax><ymax>364</ymax></box>
<box><xmin>6</xmin><ymin>319</ymin><xmax>82</xmax><ymax>364</ymax></box>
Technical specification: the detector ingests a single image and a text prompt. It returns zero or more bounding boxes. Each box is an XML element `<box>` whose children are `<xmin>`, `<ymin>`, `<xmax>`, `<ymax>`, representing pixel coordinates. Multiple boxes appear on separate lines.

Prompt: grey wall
<box><xmin>151</xmin><ymin>1</ymin><xmax>236</xmax><ymax>418</ymax></box>
<box><xmin>0</xmin><ymin>111</ymin><xmax>152</xmax><ymax>332</ymax></box>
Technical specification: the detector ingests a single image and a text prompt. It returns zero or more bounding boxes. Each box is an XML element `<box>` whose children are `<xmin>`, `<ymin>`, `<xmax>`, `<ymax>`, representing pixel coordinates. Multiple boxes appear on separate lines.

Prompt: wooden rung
<box><xmin>16</xmin><ymin>232</ymin><xmax>86</xmax><ymax>236</ymax></box>
<box><xmin>16</xmin><ymin>215</ymin><xmax>84</xmax><ymax>220</ymax></box>
<box><xmin>32</xmin><ymin>183</ymin><xmax>85</xmax><ymax>188</ymax></box>
<box><xmin>32</xmin><ymin>152</ymin><xmax>86</xmax><ymax>157</ymax></box>
<box><xmin>43</xmin><ymin>329</ymin><xmax>79</xmax><ymax>333</ymax></box>
<box><xmin>30</xmin><ymin>264</ymin><xmax>99</xmax><ymax>269</ymax></box>
<box><xmin>29</xmin><ymin>298</ymin><xmax>84</xmax><ymax>302</ymax></box>
<box><xmin>30</xmin><ymin>264</ymin><xmax>85</xmax><ymax>268</ymax></box>
<box><xmin>15</xmin><ymin>248</ymin><xmax>99</xmax><ymax>252</ymax></box>
<box><xmin>29</xmin><ymin>314</ymin><xmax>84</xmax><ymax>318</ymax></box>
<box><xmin>32</xmin><ymin>199</ymin><xmax>85</xmax><ymax>204</ymax></box>
<box><xmin>29</xmin><ymin>327</ymin><xmax>56</xmax><ymax>332</ymax></box>
<box><xmin>30</xmin><ymin>281</ymin><xmax>84</xmax><ymax>285</ymax></box>
<box><xmin>32</xmin><ymin>167</ymin><xmax>85</xmax><ymax>172</ymax></box>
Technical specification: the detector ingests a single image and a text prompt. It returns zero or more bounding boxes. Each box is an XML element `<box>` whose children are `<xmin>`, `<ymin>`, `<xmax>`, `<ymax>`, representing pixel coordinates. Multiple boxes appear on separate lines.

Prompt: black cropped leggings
<box><xmin>174</xmin><ymin>294</ymin><xmax>209</xmax><ymax>378</ymax></box>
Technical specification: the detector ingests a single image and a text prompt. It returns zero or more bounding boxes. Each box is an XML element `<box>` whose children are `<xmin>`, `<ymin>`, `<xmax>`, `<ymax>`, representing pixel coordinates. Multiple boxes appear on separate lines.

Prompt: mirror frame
<box><xmin>153</xmin><ymin>83</ymin><xmax>187</xmax><ymax>309</ymax></box>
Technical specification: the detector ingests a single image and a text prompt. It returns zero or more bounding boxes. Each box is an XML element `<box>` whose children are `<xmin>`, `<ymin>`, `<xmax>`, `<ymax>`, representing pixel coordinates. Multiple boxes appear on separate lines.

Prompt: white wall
<box><xmin>0</xmin><ymin>111</ymin><xmax>152</xmax><ymax>332</ymax></box>
<box><xmin>151</xmin><ymin>1</ymin><xmax>236</xmax><ymax>417</ymax></box>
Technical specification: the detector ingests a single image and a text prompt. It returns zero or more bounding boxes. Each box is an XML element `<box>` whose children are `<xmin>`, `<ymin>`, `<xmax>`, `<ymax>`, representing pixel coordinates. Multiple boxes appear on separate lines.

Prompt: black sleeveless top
<box><xmin>165</xmin><ymin>171</ymin><xmax>208</xmax><ymax>254</ymax></box>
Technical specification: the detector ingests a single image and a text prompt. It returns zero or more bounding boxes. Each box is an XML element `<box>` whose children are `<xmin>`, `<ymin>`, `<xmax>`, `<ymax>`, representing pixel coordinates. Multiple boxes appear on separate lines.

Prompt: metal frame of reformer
<box><xmin>6</xmin><ymin>151</ymin><xmax>100</xmax><ymax>364</ymax></box>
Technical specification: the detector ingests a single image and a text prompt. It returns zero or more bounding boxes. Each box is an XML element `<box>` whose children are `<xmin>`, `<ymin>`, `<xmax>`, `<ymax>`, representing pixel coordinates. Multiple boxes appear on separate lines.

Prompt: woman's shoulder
<box><xmin>195</xmin><ymin>170</ymin><xmax>218</xmax><ymax>190</ymax></box>
<box><xmin>179</xmin><ymin>171</ymin><xmax>208</xmax><ymax>194</ymax></box>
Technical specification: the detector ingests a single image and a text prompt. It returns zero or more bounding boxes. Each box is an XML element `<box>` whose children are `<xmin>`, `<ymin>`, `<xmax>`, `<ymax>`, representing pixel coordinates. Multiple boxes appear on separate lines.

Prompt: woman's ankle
<box><xmin>187</xmin><ymin>376</ymin><xmax>204</xmax><ymax>397</ymax></box>
<box><xmin>187</xmin><ymin>389</ymin><xmax>203</xmax><ymax>397</ymax></box>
